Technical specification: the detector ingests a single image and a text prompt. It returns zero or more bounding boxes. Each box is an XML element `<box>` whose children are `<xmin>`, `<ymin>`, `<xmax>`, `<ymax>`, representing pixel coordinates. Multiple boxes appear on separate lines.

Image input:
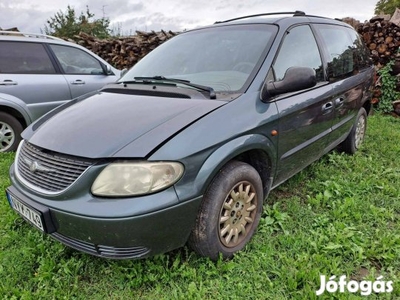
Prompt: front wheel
<box><xmin>188</xmin><ymin>160</ymin><xmax>264</xmax><ymax>260</ymax></box>
<box><xmin>339</xmin><ymin>107</ymin><xmax>367</xmax><ymax>154</ymax></box>
<box><xmin>0</xmin><ymin>112</ymin><xmax>23</xmax><ymax>152</ymax></box>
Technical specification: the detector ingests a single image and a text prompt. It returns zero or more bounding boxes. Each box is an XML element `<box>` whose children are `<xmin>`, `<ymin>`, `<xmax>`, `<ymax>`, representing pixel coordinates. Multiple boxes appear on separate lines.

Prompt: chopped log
<box><xmin>377</xmin><ymin>44</ymin><xmax>388</xmax><ymax>54</ymax></box>
<box><xmin>356</xmin><ymin>17</ymin><xmax>400</xmax><ymax>65</ymax></box>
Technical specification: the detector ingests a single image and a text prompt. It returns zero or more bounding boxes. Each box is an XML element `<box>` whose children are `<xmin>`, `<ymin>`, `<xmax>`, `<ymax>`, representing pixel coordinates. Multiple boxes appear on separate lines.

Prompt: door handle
<box><xmin>335</xmin><ymin>97</ymin><xmax>344</xmax><ymax>108</ymax></box>
<box><xmin>71</xmin><ymin>80</ymin><xmax>85</xmax><ymax>85</ymax></box>
<box><xmin>322</xmin><ymin>102</ymin><xmax>333</xmax><ymax>112</ymax></box>
<box><xmin>0</xmin><ymin>80</ymin><xmax>18</xmax><ymax>86</ymax></box>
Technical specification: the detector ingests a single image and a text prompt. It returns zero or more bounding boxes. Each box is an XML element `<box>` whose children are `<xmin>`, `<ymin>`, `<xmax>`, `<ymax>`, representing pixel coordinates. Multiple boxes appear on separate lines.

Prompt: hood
<box><xmin>25</xmin><ymin>91</ymin><xmax>224</xmax><ymax>158</ymax></box>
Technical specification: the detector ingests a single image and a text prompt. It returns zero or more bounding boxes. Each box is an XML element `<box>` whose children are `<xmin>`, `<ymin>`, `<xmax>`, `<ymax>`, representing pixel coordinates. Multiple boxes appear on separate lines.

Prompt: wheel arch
<box><xmin>190</xmin><ymin>134</ymin><xmax>276</xmax><ymax>201</ymax></box>
<box><xmin>363</xmin><ymin>100</ymin><xmax>372</xmax><ymax>116</ymax></box>
<box><xmin>0</xmin><ymin>94</ymin><xmax>32</xmax><ymax>129</ymax></box>
<box><xmin>233</xmin><ymin>148</ymin><xmax>273</xmax><ymax>197</ymax></box>
<box><xmin>0</xmin><ymin>105</ymin><xmax>28</xmax><ymax>128</ymax></box>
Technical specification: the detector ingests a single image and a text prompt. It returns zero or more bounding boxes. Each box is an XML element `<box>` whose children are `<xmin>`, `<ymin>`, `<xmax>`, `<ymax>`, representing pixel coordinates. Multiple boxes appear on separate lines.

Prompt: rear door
<box><xmin>0</xmin><ymin>41</ymin><xmax>71</xmax><ymax>120</ymax></box>
<box><xmin>49</xmin><ymin>44</ymin><xmax>118</xmax><ymax>98</ymax></box>
<box><xmin>313</xmin><ymin>24</ymin><xmax>372</xmax><ymax>147</ymax></box>
<box><xmin>270</xmin><ymin>25</ymin><xmax>335</xmax><ymax>185</ymax></box>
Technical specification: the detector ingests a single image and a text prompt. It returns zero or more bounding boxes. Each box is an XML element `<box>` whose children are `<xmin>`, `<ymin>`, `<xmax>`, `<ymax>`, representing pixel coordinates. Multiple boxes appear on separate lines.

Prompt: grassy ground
<box><xmin>0</xmin><ymin>114</ymin><xmax>399</xmax><ymax>299</ymax></box>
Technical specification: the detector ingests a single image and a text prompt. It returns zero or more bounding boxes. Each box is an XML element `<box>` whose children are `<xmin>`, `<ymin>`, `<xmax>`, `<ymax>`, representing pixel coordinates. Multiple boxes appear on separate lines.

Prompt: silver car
<box><xmin>0</xmin><ymin>31</ymin><xmax>120</xmax><ymax>152</ymax></box>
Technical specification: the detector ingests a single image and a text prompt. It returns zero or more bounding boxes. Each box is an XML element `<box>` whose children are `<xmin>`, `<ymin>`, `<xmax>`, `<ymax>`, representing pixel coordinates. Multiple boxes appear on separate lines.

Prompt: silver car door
<box><xmin>0</xmin><ymin>41</ymin><xmax>72</xmax><ymax>120</ymax></box>
<box><xmin>49</xmin><ymin>44</ymin><xmax>118</xmax><ymax>98</ymax></box>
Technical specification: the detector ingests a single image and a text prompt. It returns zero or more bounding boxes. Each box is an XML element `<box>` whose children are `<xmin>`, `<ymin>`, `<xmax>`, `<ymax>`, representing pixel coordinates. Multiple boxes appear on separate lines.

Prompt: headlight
<box><xmin>91</xmin><ymin>161</ymin><xmax>184</xmax><ymax>197</ymax></box>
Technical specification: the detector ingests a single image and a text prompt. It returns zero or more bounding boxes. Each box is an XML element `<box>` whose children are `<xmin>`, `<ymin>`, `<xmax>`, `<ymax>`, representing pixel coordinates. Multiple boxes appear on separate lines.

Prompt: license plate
<box><xmin>8</xmin><ymin>193</ymin><xmax>44</xmax><ymax>231</ymax></box>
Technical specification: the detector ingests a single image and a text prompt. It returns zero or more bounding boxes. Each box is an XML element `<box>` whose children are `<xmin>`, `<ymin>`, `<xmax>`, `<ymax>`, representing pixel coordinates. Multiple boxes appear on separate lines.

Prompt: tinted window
<box><xmin>272</xmin><ymin>25</ymin><xmax>323</xmax><ymax>82</ymax></box>
<box><xmin>315</xmin><ymin>25</ymin><xmax>367</xmax><ymax>80</ymax></box>
<box><xmin>50</xmin><ymin>45</ymin><xmax>104</xmax><ymax>75</ymax></box>
<box><xmin>0</xmin><ymin>42</ymin><xmax>55</xmax><ymax>74</ymax></box>
<box><xmin>123</xmin><ymin>25</ymin><xmax>278</xmax><ymax>92</ymax></box>
<box><xmin>346</xmin><ymin>28</ymin><xmax>371</xmax><ymax>70</ymax></box>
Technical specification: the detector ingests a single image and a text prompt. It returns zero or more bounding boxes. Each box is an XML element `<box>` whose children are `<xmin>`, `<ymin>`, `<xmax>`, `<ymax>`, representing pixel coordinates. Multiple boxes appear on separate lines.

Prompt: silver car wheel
<box><xmin>0</xmin><ymin>121</ymin><xmax>16</xmax><ymax>152</ymax></box>
<box><xmin>355</xmin><ymin>114</ymin><xmax>366</xmax><ymax>149</ymax></box>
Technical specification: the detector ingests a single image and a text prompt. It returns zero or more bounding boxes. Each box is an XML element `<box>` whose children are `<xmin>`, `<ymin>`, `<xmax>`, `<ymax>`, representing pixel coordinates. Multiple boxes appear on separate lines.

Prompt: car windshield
<box><xmin>120</xmin><ymin>24</ymin><xmax>277</xmax><ymax>93</ymax></box>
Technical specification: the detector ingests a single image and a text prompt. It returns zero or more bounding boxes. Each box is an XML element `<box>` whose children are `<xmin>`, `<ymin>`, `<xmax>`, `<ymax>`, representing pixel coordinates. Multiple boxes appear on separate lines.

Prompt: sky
<box><xmin>0</xmin><ymin>0</ymin><xmax>378</xmax><ymax>34</ymax></box>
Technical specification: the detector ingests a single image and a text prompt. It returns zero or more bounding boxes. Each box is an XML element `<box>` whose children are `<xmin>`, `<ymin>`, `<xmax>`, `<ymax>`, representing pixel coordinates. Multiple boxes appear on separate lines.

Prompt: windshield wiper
<box><xmin>133</xmin><ymin>76</ymin><xmax>217</xmax><ymax>99</ymax></box>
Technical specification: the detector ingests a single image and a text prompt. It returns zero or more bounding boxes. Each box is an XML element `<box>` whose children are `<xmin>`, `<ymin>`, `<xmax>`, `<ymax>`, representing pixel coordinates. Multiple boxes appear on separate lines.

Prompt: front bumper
<box><xmin>6</xmin><ymin>184</ymin><xmax>202</xmax><ymax>259</ymax></box>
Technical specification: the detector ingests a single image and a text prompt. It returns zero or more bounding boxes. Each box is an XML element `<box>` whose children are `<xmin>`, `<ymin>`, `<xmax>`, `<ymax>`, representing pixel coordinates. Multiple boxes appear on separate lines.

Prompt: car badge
<box><xmin>21</xmin><ymin>157</ymin><xmax>55</xmax><ymax>173</ymax></box>
<box><xmin>30</xmin><ymin>161</ymin><xmax>39</xmax><ymax>172</ymax></box>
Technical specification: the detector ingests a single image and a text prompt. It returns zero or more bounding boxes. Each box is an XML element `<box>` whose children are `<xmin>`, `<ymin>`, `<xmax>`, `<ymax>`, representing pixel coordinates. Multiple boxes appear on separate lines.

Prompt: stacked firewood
<box><xmin>71</xmin><ymin>30</ymin><xmax>178</xmax><ymax>70</ymax></box>
<box><xmin>356</xmin><ymin>16</ymin><xmax>400</xmax><ymax>66</ymax></box>
<box><xmin>353</xmin><ymin>12</ymin><xmax>400</xmax><ymax>116</ymax></box>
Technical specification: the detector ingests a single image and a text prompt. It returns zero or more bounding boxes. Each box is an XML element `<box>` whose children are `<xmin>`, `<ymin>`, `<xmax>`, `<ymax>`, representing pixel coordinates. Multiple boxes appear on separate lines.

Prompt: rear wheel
<box><xmin>0</xmin><ymin>112</ymin><xmax>23</xmax><ymax>152</ymax></box>
<box><xmin>339</xmin><ymin>107</ymin><xmax>367</xmax><ymax>154</ymax></box>
<box><xmin>188</xmin><ymin>160</ymin><xmax>263</xmax><ymax>260</ymax></box>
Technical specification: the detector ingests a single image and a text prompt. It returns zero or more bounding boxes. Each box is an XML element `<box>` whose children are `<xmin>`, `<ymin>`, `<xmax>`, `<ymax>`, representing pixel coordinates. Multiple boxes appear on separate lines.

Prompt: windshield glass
<box><xmin>121</xmin><ymin>24</ymin><xmax>277</xmax><ymax>93</ymax></box>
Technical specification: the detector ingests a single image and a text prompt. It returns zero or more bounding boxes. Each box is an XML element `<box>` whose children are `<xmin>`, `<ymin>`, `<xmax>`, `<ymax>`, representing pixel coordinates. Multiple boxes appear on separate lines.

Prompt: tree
<box><xmin>43</xmin><ymin>5</ymin><xmax>110</xmax><ymax>39</ymax></box>
<box><xmin>374</xmin><ymin>0</ymin><xmax>400</xmax><ymax>15</ymax></box>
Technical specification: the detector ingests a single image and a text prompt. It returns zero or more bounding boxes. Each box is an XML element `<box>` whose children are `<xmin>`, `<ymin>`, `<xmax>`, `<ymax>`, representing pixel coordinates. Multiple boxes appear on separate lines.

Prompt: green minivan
<box><xmin>6</xmin><ymin>12</ymin><xmax>374</xmax><ymax>260</ymax></box>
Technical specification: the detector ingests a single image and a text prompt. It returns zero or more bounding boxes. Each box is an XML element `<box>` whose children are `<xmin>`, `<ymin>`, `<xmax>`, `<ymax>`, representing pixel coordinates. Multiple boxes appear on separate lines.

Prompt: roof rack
<box><xmin>215</xmin><ymin>11</ymin><xmax>306</xmax><ymax>24</ymax></box>
<box><xmin>0</xmin><ymin>31</ymin><xmax>63</xmax><ymax>41</ymax></box>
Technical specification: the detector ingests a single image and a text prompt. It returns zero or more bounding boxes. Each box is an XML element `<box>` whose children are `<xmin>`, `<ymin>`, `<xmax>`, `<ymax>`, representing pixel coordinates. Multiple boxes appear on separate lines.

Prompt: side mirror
<box><xmin>106</xmin><ymin>65</ymin><xmax>112</xmax><ymax>74</ymax></box>
<box><xmin>100</xmin><ymin>63</ymin><xmax>113</xmax><ymax>75</ymax></box>
<box><xmin>120</xmin><ymin>68</ymin><xmax>128</xmax><ymax>79</ymax></box>
<box><xmin>261</xmin><ymin>67</ymin><xmax>317</xmax><ymax>101</ymax></box>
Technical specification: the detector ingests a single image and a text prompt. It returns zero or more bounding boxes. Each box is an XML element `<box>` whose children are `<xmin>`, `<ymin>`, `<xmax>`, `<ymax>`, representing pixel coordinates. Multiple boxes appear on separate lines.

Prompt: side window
<box><xmin>50</xmin><ymin>45</ymin><xmax>105</xmax><ymax>75</ymax></box>
<box><xmin>346</xmin><ymin>28</ymin><xmax>371</xmax><ymax>70</ymax></box>
<box><xmin>0</xmin><ymin>42</ymin><xmax>55</xmax><ymax>74</ymax></box>
<box><xmin>315</xmin><ymin>25</ymin><xmax>362</xmax><ymax>80</ymax></box>
<box><xmin>272</xmin><ymin>25</ymin><xmax>324</xmax><ymax>82</ymax></box>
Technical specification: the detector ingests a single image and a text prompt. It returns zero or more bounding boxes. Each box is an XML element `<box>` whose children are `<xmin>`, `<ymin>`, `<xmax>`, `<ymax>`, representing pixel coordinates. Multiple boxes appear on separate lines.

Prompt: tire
<box><xmin>188</xmin><ymin>160</ymin><xmax>264</xmax><ymax>260</ymax></box>
<box><xmin>339</xmin><ymin>107</ymin><xmax>367</xmax><ymax>154</ymax></box>
<box><xmin>0</xmin><ymin>112</ymin><xmax>23</xmax><ymax>152</ymax></box>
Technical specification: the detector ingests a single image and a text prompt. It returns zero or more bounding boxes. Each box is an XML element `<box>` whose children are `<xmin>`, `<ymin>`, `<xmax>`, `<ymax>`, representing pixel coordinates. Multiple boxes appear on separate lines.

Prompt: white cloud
<box><xmin>0</xmin><ymin>0</ymin><xmax>377</xmax><ymax>33</ymax></box>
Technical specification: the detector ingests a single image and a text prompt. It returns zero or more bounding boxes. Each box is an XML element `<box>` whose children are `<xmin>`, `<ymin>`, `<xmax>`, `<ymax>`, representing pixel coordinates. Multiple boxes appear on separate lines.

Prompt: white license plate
<box><xmin>9</xmin><ymin>195</ymin><xmax>44</xmax><ymax>231</ymax></box>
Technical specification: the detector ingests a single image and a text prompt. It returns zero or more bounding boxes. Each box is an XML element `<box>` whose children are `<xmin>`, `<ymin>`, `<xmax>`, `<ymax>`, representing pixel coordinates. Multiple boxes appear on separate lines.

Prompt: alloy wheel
<box><xmin>0</xmin><ymin>121</ymin><xmax>15</xmax><ymax>152</ymax></box>
<box><xmin>219</xmin><ymin>181</ymin><xmax>258</xmax><ymax>247</ymax></box>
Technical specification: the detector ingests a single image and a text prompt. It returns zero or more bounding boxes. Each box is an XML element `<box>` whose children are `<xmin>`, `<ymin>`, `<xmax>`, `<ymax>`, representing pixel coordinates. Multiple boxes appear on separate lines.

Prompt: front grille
<box><xmin>51</xmin><ymin>233</ymin><xmax>151</xmax><ymax>259</ymax></box>
<box><xmin>16</xmin><ymin>141</ymin><xmax>94</xmax><ymax>193</ymax></box>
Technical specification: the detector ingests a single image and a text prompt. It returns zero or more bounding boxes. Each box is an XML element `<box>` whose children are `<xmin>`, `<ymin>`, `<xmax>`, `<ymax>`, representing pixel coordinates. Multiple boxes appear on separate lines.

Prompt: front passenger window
<box><xmin>50</xmin><ymin>45</ymin><xmax>105</xmax><ymax>75</ymax></box>
<box><xmin>272</xmin><ymin>25</ymin><xmax>324</xmax><ymax>82</ymax></box>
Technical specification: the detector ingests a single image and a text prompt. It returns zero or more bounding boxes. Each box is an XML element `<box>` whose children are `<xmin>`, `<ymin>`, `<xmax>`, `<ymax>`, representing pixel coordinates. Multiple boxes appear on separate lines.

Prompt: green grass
<box><xmin>0</xmin><ymin>114</ymin><xmax>399</xmax><ymax>299</ymax></box>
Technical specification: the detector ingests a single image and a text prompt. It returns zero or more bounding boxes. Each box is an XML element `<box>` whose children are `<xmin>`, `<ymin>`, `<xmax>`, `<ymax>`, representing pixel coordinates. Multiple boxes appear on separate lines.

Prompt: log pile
<box><xmin>71</xmin><ymin>30</ymin><xmax>178</xmax><ymax>70</ymax></box>
<box><xmin>356</xmin><ymin>16</ymin><xmax>400</xmax><ymax>67</ymax></box>
<box><xmin>354</xmin><ymin>12</ymin><xmax>400</xmax><ymax>116</ymax></box>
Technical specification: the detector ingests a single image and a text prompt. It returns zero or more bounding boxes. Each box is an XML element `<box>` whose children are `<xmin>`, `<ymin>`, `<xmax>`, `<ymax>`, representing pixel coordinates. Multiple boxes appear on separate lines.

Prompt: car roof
<box><xmin>0</xmin><ymin>31</ymin><xmax>100</xmax><ymax>52</ymax></box>
<box><xmin>0</xmin><ymin>31</ymin><xmax>80</xmax><ymax>47</ymax></box>
<box><xmin>213</xmin><ymin>11</ymin><xmax>352</xmax><ymax>28</ymax></box>
<box><xmin>0</xmin><ymin>31</ymin><xmax>63</xmax><ymax>41</ymax></box>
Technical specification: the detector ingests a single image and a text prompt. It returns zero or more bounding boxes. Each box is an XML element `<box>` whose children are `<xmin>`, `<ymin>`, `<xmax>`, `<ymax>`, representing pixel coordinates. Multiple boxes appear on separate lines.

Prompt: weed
<box><xmin>377</xmin><ymin>60</ymin><xmax>400</xmax><ymax>113</ymax></box>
